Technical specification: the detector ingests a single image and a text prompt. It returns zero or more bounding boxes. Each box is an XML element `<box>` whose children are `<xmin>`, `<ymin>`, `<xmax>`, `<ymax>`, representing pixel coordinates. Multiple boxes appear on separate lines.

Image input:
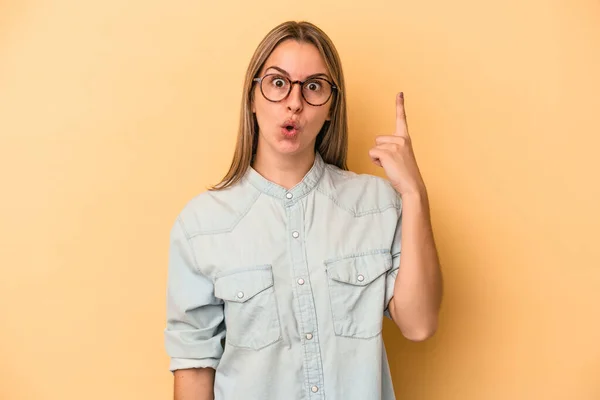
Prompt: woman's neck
<box><xmin>251</xmin><ymin>147</ymin><xmax>316</xmax><ymax>190</ymax></box>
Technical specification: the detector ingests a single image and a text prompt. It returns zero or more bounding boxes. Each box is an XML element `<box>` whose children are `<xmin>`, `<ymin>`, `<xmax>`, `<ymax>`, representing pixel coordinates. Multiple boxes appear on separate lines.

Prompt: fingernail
<box><xmin>399</xmin><ymin>92</ymin><xmax>404</xmax><ymax>99</ymax></box>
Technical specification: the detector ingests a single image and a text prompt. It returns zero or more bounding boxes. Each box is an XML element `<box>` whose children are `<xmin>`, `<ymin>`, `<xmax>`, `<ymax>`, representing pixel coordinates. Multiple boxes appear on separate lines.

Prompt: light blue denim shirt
<box><xmin>164</xmin><ymin>151</ymin><xmax>403</xmax><ymax>400</ymax></box>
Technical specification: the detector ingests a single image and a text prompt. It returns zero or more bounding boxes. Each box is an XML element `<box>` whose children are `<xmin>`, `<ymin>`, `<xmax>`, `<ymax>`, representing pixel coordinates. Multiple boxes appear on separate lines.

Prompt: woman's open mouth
<box><xmin>282</xmin><ymin>126</ymin><xmax>298</xmax><ymax>136</ymax></box>
<box><xmin>281</xmin><ymin>120</ymin><xmax>300</xmax><ymax>137</ymax></box>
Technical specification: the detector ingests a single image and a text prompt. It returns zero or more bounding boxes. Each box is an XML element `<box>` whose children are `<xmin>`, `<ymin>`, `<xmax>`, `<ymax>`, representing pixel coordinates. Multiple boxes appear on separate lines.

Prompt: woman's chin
<box><xmin>258</xmin><ymin>131</ymin><xmax>315</xmax><ymax>156</ymax></box>
<box><xmin>274</xmin><ymin>136</ymin><xmax>304</xmax><ymax>154</ymax></box>
<box><xmin>277</xmin><ymin>141</ymin><xmax>302</xmax><ymax>155</ymax></box>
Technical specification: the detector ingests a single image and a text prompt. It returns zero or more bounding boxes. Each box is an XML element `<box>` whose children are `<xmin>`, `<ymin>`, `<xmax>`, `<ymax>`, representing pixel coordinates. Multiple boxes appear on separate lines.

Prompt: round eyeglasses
<box><xmin>253</xmin><ymin>74</ymin><xmax>338</xmax><ymax>106</ymax></box>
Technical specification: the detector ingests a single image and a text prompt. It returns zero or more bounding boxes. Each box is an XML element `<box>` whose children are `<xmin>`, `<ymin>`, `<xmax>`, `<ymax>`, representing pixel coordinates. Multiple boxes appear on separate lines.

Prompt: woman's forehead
<box><xmin>261</xmin><ymin>40</ymin><xmax>329</xmax><ymax>79</ymax></box>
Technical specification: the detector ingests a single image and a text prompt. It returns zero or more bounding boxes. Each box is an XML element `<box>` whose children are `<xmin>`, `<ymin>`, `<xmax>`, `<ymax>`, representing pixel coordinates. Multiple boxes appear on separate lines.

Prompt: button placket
<box><xmin>286</xmin><ymin>200</ymin><xmax>324</xmax><ymax>398</ymax></box>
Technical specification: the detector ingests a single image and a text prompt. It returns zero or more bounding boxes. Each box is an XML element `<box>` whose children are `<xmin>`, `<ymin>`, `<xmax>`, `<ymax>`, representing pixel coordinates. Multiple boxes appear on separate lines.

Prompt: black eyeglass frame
<box><xmin>252</xmin><ymin>73</ymin><xmax>339</xmax><ymax>106</ymax></box>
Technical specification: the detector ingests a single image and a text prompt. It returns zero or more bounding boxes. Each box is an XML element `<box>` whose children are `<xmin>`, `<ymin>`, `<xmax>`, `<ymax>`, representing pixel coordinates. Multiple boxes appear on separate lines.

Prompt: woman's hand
<box><xmin>368</xmin><ymin>92</ymin><xmax>427</xmax><ymax>197</ymax></box>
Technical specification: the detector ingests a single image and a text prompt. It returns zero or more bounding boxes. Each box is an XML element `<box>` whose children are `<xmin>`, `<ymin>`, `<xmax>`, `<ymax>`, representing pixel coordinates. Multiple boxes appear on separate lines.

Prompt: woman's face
<box><xmin>252</xmin><ymin>40</ymin><xmax>333</xmax><ymax>158</ymax></box>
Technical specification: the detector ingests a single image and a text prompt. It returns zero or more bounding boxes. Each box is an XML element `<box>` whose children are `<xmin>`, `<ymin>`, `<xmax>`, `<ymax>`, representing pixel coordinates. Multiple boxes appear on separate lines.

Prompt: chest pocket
<box><xmin>325</xmin><ymin>250</ymin><xmax>392</xmax><ymax>339</ymax></box>
<box><xmin>214</xmin><ymin>265</ymin><xmax>282</xmax><ymax>350</ymax></box>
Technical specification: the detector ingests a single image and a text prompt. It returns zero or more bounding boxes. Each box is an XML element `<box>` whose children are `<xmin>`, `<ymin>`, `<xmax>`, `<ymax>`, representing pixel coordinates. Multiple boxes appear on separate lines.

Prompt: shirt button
<box><xmin>286</xmin><ymin>192</ymin><xmax>293</xmax><ymax>199</ymax></box>
<box><xmin>292</xmin><ymin>231</ymin><xmax>299</xmax><ymax>238</ymax></box>
<box><xmin>297</xmin><ymin>278</ymin><xmax>305</xmax><ymax>285</ymax></box>
<box><xmin>357</xmin><ymin>274</ymin><xmax>365</xmax><ymax>282</ymax></box>
<box><xmin>237</xmin><ymin>291</ymin><xmax>244</xmax><ymax>299</ymax></box>
<box><xmin>306</xmin><ymin>333</ymin><xmax>313</xmax><ymax>340</ymax></box>
<box><xmin>311</xmin><ymin>386</ymin><xmax>319</xmax><ymax>393</ymax></box>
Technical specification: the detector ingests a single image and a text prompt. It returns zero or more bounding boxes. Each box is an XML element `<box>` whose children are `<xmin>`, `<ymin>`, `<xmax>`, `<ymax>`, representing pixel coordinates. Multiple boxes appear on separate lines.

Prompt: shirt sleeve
<box><xmin>384</xmin><ymin>206</ymin><xmax>402</xmax><ymax>319</ymax></box>
<box><xmin>164</xmin><ymin>215</ymin><xmax>225</xmax><ymax>372</ymax></box>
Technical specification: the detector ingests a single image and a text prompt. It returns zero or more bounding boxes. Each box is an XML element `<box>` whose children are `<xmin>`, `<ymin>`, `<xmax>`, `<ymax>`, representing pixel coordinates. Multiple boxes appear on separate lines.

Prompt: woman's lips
<box><xmin>281</xmin><ymin>120</ymin><xmax>301</xmax><ymax>137</ymax></box>
<box><xmin>281</xmin><ymin>126</ymin><xmax>299</xmax><ymax>137</ymax></box>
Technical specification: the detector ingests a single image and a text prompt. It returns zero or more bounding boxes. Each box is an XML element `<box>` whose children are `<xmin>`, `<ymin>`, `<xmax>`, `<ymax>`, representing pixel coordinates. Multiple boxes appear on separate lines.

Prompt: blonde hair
<box><xmin>210</xmin><ymin>20</ymin><xmax>348</xmax><ymax>191</ymax></box>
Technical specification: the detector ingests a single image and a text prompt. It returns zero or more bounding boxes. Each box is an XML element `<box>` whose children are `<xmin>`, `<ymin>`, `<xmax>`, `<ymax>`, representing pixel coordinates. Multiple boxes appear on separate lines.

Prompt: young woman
<box><xmin>165</xmin><ymin>20</ymin><xmax>443</xmax><ymax>400</ymax></box>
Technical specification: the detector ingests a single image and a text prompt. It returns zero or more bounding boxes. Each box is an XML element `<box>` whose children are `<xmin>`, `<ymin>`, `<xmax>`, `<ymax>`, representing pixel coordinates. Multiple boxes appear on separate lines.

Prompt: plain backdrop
<box><xmin>1</xmin><ymin>1</ymin><xmax>599</xmax><ymax>399</ymax></box>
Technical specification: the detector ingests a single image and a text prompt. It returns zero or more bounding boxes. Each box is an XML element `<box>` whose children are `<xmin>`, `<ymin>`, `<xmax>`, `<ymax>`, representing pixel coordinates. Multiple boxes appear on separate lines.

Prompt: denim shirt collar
<box><xmin>245</xmin><ymin>151</ymin><xmax>325</xmax><ymax>203</ymax></box>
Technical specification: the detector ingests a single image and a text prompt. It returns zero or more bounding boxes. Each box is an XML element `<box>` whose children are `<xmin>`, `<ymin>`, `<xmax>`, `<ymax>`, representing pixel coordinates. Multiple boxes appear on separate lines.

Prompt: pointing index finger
<box><xmin>395</xmin><ymin>92</ymin><xmax>409</xmax><ymax>137</ymax></box>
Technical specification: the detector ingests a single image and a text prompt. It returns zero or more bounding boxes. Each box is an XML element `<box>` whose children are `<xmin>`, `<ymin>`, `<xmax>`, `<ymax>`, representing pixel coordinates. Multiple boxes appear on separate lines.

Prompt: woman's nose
<box><xmin>286</xmin><ymin>83</ymin><xmax>304</xmax><ymax>112</ymax></box>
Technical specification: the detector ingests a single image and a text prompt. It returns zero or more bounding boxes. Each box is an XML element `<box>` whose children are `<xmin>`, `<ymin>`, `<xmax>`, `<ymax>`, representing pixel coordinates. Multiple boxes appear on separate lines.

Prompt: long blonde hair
<box><xmin>210</xmin><ymin>21</ymin><xmax>348</xmax><ymax>191</ymax></box>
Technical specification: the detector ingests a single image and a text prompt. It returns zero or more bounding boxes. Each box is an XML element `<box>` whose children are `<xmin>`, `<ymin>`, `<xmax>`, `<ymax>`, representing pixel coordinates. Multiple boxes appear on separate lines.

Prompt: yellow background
<box><xmin>1</xmin><ymin>0</ymin><xmax>599</xmax><ymax>399</ymax></box>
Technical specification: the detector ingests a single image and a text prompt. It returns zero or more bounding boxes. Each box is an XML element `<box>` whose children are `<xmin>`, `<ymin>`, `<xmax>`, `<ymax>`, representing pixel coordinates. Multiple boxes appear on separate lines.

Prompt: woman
<box><xmin>165</xmin><ymin>20</ymin><xmax>443</xmax><ymax>400</ymax></box>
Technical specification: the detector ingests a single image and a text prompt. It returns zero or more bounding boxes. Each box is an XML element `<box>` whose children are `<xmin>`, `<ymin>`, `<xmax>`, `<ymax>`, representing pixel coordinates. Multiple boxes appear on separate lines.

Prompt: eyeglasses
<box><xmin>253</xmin><ymin>74</ymin><xmax>338</xmax><ymax>106</ymax></box>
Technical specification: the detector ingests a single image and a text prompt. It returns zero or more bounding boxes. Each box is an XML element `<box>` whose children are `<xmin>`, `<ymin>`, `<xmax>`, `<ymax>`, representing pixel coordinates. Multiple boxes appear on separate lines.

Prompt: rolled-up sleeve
<box><xmin>164</xmin><ymin>215</ymin><xmax>225</xmax><ymax>372</ymax></box>
<box><xmin>384</xmin><ymin>206</ymin><xmax>402</xmax><ymax>318</ymax></box>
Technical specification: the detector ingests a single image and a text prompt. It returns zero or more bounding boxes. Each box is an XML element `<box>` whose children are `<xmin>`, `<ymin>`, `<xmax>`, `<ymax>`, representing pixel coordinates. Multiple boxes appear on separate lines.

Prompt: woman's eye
<box><xmin>272</xmin><ymin>78</ymin><xmax>287</xmax><ymax>87</ymax></box>
<box><xmin>306</xmin><ymin>81</ymin><xmax>321</xmax><ymax>91</ymax></box>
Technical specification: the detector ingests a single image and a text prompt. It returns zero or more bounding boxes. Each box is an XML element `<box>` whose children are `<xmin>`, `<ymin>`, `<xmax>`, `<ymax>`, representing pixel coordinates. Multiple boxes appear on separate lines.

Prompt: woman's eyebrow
<box><xmin>264</xmin><ymin>66</ymin><xmax>331</xmax><ymax>80</ymax></box>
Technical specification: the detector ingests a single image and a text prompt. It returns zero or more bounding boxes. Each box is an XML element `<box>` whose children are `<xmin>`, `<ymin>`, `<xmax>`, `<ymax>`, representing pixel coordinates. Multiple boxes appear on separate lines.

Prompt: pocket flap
<box><xmin>214</xmin><ymin>265</ymin><xmax>274</xmax><ymax>303</ymax></box>
<box><xmin>325</xmin><ymin>250</ymin><xmax>392</xmax><ymax>286</ymax></box>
